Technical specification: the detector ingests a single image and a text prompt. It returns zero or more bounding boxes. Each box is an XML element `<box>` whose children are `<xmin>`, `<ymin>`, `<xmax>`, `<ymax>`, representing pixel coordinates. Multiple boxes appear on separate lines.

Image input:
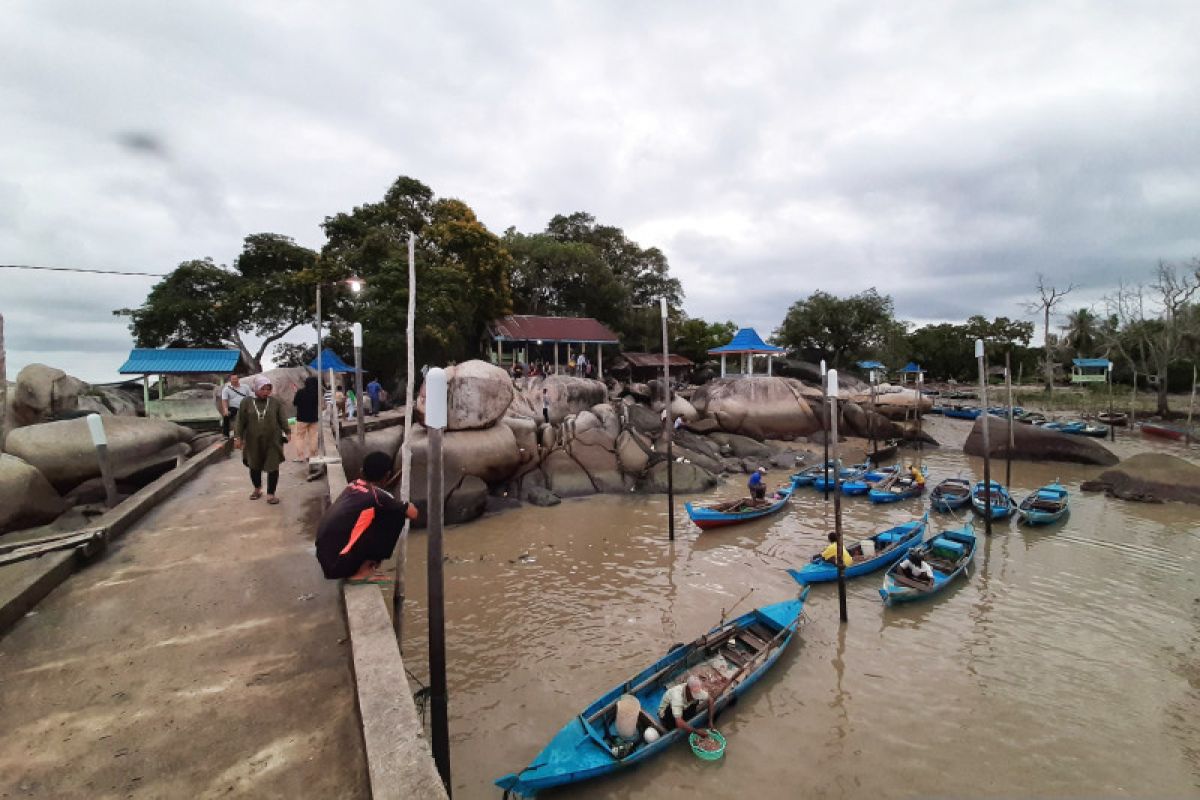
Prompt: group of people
<box><xmin>509</xmin><ymin>355</ymin><xmax>596</xmax><ymax>380</ymax></box>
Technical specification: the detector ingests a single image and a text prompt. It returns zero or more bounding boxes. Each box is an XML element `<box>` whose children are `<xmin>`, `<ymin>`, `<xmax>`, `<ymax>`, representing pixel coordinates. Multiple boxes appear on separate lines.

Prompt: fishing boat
<box><xmin>1097</xmin><ymin>412</ymin><xmax>1128</xmax><ymax>426</ymax></box>
<box><xmin>786</xmin><ymin>514</ymin><xmax>927</xmax><ymax>584</ymax></box>
<box><xmin>929</xmin><ymin>477</ymin><xmax>972</xmax><ymax>512</ymax></box>
<box><xmin>868</xmin><ymin>466</ymin><xmax>928</xmax><ymax>504</ymax></box>
<box><xmin>685</xmin><ymin>480</ymin><xmax>797</xmax><ymax>530</ymax></box>
<box><xmin>811</xmin><ymin>463</ymin><xmax>868</xmax><ymax>493</ymax></box>
<box><xmin>879</xmin><ymin>524</ymin><xmax>976</xmax><ymax>605</ymax></box>
<box><xmin>971</xmin><ymin>480</ymin><xmax>1016</xmax><ymax>520</ymax></box>
<box><xmin>1017</xmin><ymin>411</ymin><xmax>1047</xmax><ymax>425</ymax></box>
<box><xmin>789</xmin><ymin>462</ymin><xmax>828</xmax><ymax>487</ymax></box>
<box><xmin>1018</xmin><ymin>482</ymin><xmax>1069</xmax><ymax>525</ymax></box>
<box><xmin>1073</xmin><ymin>424</ymin><xmax>1109</xmax><ymax>438</ymax></box>
<box><xmin>866</xmin><ymin>441</ymin><xmax>900</xmax><ymax>463</ymax></box>
<box><xmin>1141</xmin><ymin>421</ymin><xmax>1194</xmax><ymax>441</ymax></box>
<box><xmin>495</xmin><ymin>592</ymin><xmax>809</xmax><ymax>797</ymax></box>
<box><xmin>841</xmin><ymin>464</ymin><xmax>899</xmax><ymax>496</ymax></box>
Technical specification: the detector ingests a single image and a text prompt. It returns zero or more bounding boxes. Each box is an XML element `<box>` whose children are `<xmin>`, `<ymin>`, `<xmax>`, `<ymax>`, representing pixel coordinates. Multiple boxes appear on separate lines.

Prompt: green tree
<box><xmin>907</xmin><ymin>323</ymin><xmax>976</xmax><ymax>381</ymax></box>
<box><xmin>116</xmin><ymin>233</ymin><xmax>319</xmax><ymax>372</ymax></box>
<box><xmin>1061</xmin><ymin>308</ymin><xmax>1101</xmax><ymax>358</ymax></box>
<box><xmin>773</xmin><ymin>289</ymin><xmax>897</xmax><ymax>367</ymax></box>
<box><xmin>673</xmin><ymin>317</ymin><xmax>738</xmax><ymax>364</ymax></box>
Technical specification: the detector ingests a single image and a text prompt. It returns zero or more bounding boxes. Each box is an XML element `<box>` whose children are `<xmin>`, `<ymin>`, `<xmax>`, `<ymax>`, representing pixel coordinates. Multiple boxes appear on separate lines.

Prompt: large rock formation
<box><xmin>690</xmin><ymin>377</ymin><xmax>819</xmax><ymax>439</ymax></box>
<box><xmin>415</xmin><ymin>360</ymin><xmax>513</xmax><ymax>431</ymax></box>
<box><xmin>963</xmin><ymin>417</ymin><xmax>1118</xmax><ymax>466</ymax></box>
<box><xmin>337</xmin><ymin>426</ymin><xmax>405</xmax><ymax>481</ymax></box>
<box><xmin>12</xmin><ymin>364</ymin><xmax>87</xmax><ymax>426</ymax></box>
<box><xmin>0</xmin><ymin>454</ymin><xmax>66</xmax><ymax>534</ymax></box>
<box><xmin>509</xmin><ymin>375</ymin><xmax>607</xmax><ymax>424</ymax></box>
<box><xmin>4</xmin><ymin>416</ymin><xmax>194</xmax><ymax>492</ymax></box>
<box><xmin>400</xmin><ymin>423</ymin><xmax>522</xmax><ymax>485</ymax></box>
<box><xmin>1083</xmin><ymin>453</ymin><xmax>1200</xmax><ymax>504</ymax></box>
<box><xmin>641</xmin><ymin>461</ymin><xmax>719</xmax><ymax>493</ymax></box>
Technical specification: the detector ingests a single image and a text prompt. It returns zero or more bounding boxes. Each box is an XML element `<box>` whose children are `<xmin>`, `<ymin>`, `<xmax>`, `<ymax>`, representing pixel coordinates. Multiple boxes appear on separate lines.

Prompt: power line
<box><xmin>0</xmin><ymin>264</ymin><xmax>167</xmax><ymax>277</ymax></box>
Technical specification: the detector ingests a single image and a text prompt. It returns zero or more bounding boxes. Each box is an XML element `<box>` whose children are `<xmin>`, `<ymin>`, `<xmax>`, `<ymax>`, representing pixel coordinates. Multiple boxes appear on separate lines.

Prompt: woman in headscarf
<box><xmin>291</xmin><ymin>376</ymin><xmax>320</xmax><ymax>462</ymax></box>
<box><xmin>234</xmin><ymin>375</ymin><xmax>289</xmax><ymax>504</ymax></box>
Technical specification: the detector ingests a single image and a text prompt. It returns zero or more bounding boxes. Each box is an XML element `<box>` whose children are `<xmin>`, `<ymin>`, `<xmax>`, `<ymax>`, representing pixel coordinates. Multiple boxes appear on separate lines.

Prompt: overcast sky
<box><xmin>3</xmin><ymin>1</ymin><xmax>1200</xmax><ymax>383</ymax></box>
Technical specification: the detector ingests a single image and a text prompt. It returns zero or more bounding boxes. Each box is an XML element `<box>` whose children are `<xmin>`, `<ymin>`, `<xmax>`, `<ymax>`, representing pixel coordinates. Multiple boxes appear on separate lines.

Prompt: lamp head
<box><xmin>826</xmin><ymin>369</ymin><xmax>839</xmax><ymax>398</ymax></box>
<box><xmin>975</xmin><ymin>338</ymin><xmax>984</xmax><ymax>359</ymax></box>
<box><xmin>346</xmin><ymin>276</ymin><xmax>364</xmax><ymax>293</ymax></box>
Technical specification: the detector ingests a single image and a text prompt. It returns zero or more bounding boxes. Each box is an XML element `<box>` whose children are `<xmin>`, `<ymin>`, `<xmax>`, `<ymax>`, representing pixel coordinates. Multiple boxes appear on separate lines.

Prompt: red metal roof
<box><xmin>489</xmin><ymin>315</ymin><xmax>620</xmax><ymax>344</ymax></box>
<box><xmin>621</xmin><ymin>352</ymin><xmax>694</xmax><ymax>368</ymax></box>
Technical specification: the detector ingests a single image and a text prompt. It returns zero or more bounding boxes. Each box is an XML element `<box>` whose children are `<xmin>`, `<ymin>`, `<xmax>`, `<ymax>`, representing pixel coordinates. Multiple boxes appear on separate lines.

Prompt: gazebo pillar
<box><xmin>720</xmin><ymin>354</ymin><xmax>727</xmax><ymax>377</ymax></box>
<box><xmin>598</xmin><ymin>344</ymin><xmax>603</xmax><ymax>379</ymax></box>
<box><xmin>768</xmin><ymin>355</ymin><xmax>773</xmax><ymax>376</ymax></box>
<box><xmin>554</xmin><ymin>342</ymin><xmax>559</xmax><ymax>374</ymax></box>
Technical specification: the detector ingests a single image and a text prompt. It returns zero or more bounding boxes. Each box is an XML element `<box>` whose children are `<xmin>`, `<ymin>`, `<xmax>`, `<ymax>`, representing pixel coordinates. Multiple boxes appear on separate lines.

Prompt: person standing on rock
<box><xmin>220</xmin><ymin>374</ymin><xmax>251</xmax><ymax>439</ymax></box>
<box><xmin>234</xmin><ymin>376</ymin><xmax>289</xmax><ymax>504</ymax></box>
<box><xmin>291</xmin><ymin>376</ymin><xmax>320</xmax><ymax>462</ymax></box>
<box><xmin>315</xmin><ymin>451</ymin><xmax>419</xmax><ymax>581</ymax></box>
<box><xmin>541</xmin><ymin>387</ymin><xmax>551</xmax><ymax>425</ymax></box>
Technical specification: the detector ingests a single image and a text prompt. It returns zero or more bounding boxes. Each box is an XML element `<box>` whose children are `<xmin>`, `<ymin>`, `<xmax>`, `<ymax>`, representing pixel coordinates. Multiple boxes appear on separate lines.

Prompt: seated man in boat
<box><xmin>896</xmin><ymin>550</ymin><xmax>934</xmax><ymax>584</ymax></box>
<box><xmin>747</xmin><ymin>467</ymin><xmax>767</xmax><ymax>502</ymax></box>
<box><xmin>821</xmin><ymin>531</ymin><xmax>854</xmax><ymax>567</ymax></box>
<box><xmin>315</xmin><ymin>451</ymin><xmax>419</xmax><ymax>582</ymax></box>
<box><xmin>657</xmin><ymin>675</ymin><xmax>714</xmax><ymax>738</ymax></box>
<box><xmin>908</xmin><ymin>464</ymin><xmax>926</xmax><ymax>487</ymax></box>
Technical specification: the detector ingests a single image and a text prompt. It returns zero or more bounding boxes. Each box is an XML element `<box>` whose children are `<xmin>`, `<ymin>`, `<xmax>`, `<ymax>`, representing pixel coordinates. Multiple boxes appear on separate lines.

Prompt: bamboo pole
<box><xmin>1187</xmin><ymin>364</ymin><xmax>1197</xmax><ymax>446</ymax></box>
<box><xmin>977</xmin><ymin>339</ymin><xmax>993</xmax><ymax>537</ymax></box>
<box><xmin>1005</xmin><ymin>353</ymin><xmax>1014</xmax><ymax>488</ymax></box>
<box><xmin>1130</xmin><ymin>369</ymin><xmax>1138</xmax><ymax>430</ymax></box>
<box><xmin>821</xmin><ymin>360</ymin><xmax>829</xmax><ymax>500</ymax></box>
<box><xmin>661</xmin><ymin>298</ymin><xmax>675</xmax><ymax>541</ymax></box>
<box><xmin>828</xmin><ymin>369</ymin><xmax>847</xmax><ymax>624</ymax></box>
<box><xmin>394</xmin><ymin>234</ymin><xmax>416</xmax><ymax>639</ymax></box>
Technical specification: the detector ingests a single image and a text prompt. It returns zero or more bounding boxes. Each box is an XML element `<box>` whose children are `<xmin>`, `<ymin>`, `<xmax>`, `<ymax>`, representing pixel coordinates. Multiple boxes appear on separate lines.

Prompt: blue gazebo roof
<box><xmin>309</xmin><ymin>349</ymin><xmax>358</xmax><ymax>373</ymax></box>
<box><xmin>857</xmin><ymin>360</ymin><xmax>887</xmax><ymax>370</ymax></box>
<box><xmin>707</xmin><ymin>328</ymin><xmax>785</xmax><ymax>355</ymax></box>
<box><xmin>119</xmin><ymin>348</ymin><xmax>241</xmax><ymax>374</ymax></box>
<box><xmin>900</xmin><ymin>361</ymin><xmax>925</xmax><ymax>373</ymax></box>
<box><xmin>1072</xmin><ymin>358</ymin><xmax>1111</xmax><ymax>369</ymax></box>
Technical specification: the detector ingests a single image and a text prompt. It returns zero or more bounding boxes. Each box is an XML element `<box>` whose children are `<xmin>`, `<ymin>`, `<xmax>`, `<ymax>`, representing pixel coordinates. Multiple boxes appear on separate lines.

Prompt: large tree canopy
<box><xmin>116</xmin><ymin>234</ymin><xmax>318</xmax><ymax>372</ymax></box>
<box><xmin>773</xmin><ymin>289</ymin><xmax>898</xmax><ymax>367</ymax></box>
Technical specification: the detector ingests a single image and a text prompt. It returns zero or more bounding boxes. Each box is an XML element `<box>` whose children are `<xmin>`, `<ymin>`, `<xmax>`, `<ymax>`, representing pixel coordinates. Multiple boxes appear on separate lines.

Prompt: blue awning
<box><xmin>857</xmin><ymin>360</ymin><xmax>887</xmax><ymax>370</ymax></box>
<box><xmin>707</xmin><ymin>328</ymin><xmax>785</xmax><ymax>355</ymax></box>
<box><xmin>900</xmin><ymin>361</ymin><xmax>925</xmax><ymax>373</ymax></box>
<box><xmin>119</xmin><ymin>348</ymin><xmax>241</xmax><ymax>374</ymax></box>
<box><xmin>1072</xmin><ymin>358</ymin><xmax>1111</xmax><ymax>368</ymax></box>
<box><xmin>309</xmin><ymin>349</ymin><xmax>359</xmax><ymax>373</ymax></box>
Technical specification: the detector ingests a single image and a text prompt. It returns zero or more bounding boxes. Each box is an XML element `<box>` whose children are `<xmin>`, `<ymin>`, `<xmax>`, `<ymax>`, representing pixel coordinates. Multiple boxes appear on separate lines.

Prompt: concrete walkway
<box><xmin>0</xmin><ymin>453</ymin><xmax>368</xmax><ymax>799</ymax></box>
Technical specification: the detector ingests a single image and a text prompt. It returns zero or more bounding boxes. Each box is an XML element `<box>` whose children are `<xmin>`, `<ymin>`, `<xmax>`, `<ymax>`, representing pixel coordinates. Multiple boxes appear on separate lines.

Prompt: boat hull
<box><xmin>686</xmin><ymin>484</ymin><xmax>795</xmax><ymax>530</ymax></box>
<box><xmin>787</xmin><ymin>516</ymin><xmax>927</xmax><ymax>584</ymax></box>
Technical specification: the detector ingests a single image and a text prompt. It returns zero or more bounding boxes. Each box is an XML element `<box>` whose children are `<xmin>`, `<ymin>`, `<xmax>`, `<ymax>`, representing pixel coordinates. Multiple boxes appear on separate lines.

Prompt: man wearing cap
<box><xmin>748</xmin><ymin>467</ymin><xmax>768</xmax><ymax>502</ymax></box>
<box><xmin>234</xmin><ymin>375</ymin><xmax>289</xmax><ymax>504</ymax></box>
<box><xmin>657</xmin><ymin>674</ymin><xmax>715</xmax><ymax>737</ymax></box>
<box><xmin>315</xmin><ymin>451</ymin><xmax>419</xmax><ymax>581</ymax></box>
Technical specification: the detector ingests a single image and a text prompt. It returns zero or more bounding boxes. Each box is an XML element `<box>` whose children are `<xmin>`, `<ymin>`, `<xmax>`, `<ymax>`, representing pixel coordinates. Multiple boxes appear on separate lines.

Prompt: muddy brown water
<box><xmin>400</xmin><ymin>417</ymin><xmax>1200</xmax><ymax>798</ymax></box>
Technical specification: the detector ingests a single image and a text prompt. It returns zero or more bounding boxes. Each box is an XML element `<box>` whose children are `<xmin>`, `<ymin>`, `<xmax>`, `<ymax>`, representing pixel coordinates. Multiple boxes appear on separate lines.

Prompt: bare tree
<box><xmin>1104</xmin><ymin>261</ymin><xmax>1200</xmax><ymax>416</ymax></box>
<box><xmin>1024</xmin><ymin>274</ymin><xmax>1075</xmax><ymax>393</ymax></box>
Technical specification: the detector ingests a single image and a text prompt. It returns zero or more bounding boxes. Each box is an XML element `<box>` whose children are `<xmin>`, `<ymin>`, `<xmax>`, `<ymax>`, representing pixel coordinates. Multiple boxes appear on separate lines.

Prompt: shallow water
<box><xmin>401</xmin><ymin>418</ymin><xmax>1200</xmax><ymax>798</ymax></box>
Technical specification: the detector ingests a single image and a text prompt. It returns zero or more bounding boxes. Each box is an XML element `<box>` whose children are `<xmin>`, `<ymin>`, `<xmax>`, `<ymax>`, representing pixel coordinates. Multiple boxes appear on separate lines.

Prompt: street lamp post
<box><xmin>353</xmin><ymin>322</ymin><xmax>365</xmax><ymax>447</ymax></box>
<box><xmin>821</xmin><ymin>359</ymin><xmax>829</xmax><ymax>500</ymax></box>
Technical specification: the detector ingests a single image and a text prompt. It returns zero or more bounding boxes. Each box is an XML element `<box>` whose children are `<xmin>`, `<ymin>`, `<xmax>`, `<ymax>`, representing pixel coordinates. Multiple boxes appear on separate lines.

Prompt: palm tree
<box><xmin>1062</xmin><ymin>308</ymin><xmax>1100</xmax><ymax>357</ymax></box>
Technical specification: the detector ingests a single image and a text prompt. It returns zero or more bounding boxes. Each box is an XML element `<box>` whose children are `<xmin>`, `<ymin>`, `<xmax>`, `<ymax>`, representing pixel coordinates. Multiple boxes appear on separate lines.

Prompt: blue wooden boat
<box><xmin>840</xmin><ymin>465</ymin><xmax>898</xmax><ymax>496</ymax></box>
<box><xmin>685</xmin><ymin>479</ymin><xmax>797</xmax><ymax>530</ymax></box>
<box><xmin>929</xmin><ymin>477</ymin><xmax>971</xmax><ymax>512</ymax></box>
<box><xmin>495</xmin><ymin>591</ymin><xmax>809</xmax><ymax>797</ymax></box>
<box><xmin>811</xmin><ymin>462</ymin><xmax>868</xmax><ymax>492</ymax></box>
<box><xmin>879</xmin><ymin>524</ymin><xmax>976</xmax><ymax>605</ymax></box>
<box><xmin>786</xmin><ymin>514</ymin><xmax>927</xmax><ymax>584</ymax></box>
<box><xmin>943</xmin><ymin>406</ymin><xmax>982</xmax><ymax>420</ymax></box>
<box><xmin>1018</xmin><ymin>482</ymin><xmax>1069</xmax><ymax>525</ymax></box>
<box><xmin>790</xmin><ymin>461</ymin><xmax>836</xmax><ymax>487</ymax></box>
<box><xmin>868</xmin><ymin>466</ymin><xmax>928</xmax><ymax>504</ymax></box>
<box><xmin>971</xmin><ymin>480</ymin><xmax>1016</xmax><ymax>520</ymax></box>
<box><xmin>1070</xmin><ymin>424</ymin><xmax>1107</xmax><ymax>437</ymax></box>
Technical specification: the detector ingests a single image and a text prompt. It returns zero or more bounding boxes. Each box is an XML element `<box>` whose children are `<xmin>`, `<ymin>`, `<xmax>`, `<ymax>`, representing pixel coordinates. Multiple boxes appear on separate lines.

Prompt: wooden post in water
<box><xmin>1108</xmin><ymin>361</ymin><xmax>1116</xmax><ymax>442</ymax></box>
<box><xmin>976</xmin><ymin>339</ymin><xmax>993</xmax><ymax>537</ymax></box>
<box><xmin>1005</xmin><ymin>353</ymin><xmax>1014</xmax><ymax>488</ymax></box>
<box><xmin>821</xmin><ymin>359</ymin><xmax>829</xmax><ymax>500</ymax></box>
<box><xmin>394</xmin><ymin>234</ymin><xmax>416</xmax><ymax>639</ymax></box>
<box><xmin>916</xmin><ymin>371</ymin><xmax>924</xmax><ymax>455</ymax></box>
<box><xmin>828</xmin><ymin>369</ymin><xmax>847</xmax><ymax>623</ymax></box>
<box><xmin>1187</xmin><ymin>365</ymin><xmax>1197</xmax><ymax>447</ymax></box>
<box><xmin>869</xmin><ymin>369</ymin><xmax>878</xmax><ymax>459</ymax></box>
<box><xmin>661</xmin><ymin>298</ymin><xmax>675</xmax><ymax>541</ymax></box>
<box><xmin>1130</xmin><ymin>369</ymin><xmax>1138</xmax><ymax>430</ymax></box>
<box><xmin>424</xmin><ymin>368</ymin><xmax>452</xmax><ymax>793</ymax></box>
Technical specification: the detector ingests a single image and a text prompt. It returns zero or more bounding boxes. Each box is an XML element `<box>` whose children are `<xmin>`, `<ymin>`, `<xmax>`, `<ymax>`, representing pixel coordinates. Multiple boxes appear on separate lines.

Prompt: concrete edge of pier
<box><xmin>0</xmin><ymin>439</ymin><xmax>232</xmax><ymax>636</ymax></box>
<box><xmin>327</xmin><ymin>466</ymin><xmax>449</xmax><ymax>800</ymax></box>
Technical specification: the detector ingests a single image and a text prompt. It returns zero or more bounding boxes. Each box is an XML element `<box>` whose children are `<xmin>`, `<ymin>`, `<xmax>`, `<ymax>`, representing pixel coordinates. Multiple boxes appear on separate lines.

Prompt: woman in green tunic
<box><xmin>234</xmin><ymin>376</ymin><xmax>289</xmax><ymax>504</ymax></box>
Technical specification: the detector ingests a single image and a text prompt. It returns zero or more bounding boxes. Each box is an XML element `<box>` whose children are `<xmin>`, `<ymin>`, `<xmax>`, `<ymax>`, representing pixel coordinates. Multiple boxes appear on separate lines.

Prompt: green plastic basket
<box><xmin>688</xmin><ymin>729</ymin><xmax>726</xmax><ymax>761</ymax></box>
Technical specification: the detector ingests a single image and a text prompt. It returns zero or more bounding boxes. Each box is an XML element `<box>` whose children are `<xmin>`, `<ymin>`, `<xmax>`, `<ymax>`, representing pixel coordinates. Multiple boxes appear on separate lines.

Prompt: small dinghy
<box><xmin>1018</xmin><ymin>482</ymin><xmax>1069</xmax><ymax>525</ymax></box>
<box><xmin>879</xmin><ymin>524</ymin><xmax>976</xmax><ymax>605</ymax></box>
<box><xmin>930</xmin><ymin>477</ymin><xmax>972</xmax><ymax>512</ymax></box>
<box><xmin>685</xmin><ymin>479</ymin><xmax>797</xmax><ymax>530</ymax></box>
<box><xmin>971</xmin><ymin>480</ymin><xmax>1016</xmax><ymax>520</ymax></box>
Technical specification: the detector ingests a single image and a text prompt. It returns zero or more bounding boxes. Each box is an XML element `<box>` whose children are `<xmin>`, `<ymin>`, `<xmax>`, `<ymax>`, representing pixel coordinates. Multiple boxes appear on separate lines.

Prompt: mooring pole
<box><xmin>1005</xmin><ymin>352</ymin><xmax>1014</xmax><ymax>488</ymax></box>
<box><xmin>828</xmin><ymin>369</ymin><xmax>847</xmax><ymax>623</ymax></box>
<box><xmin>394</xmin><ymin>233</ymin><xmax>417</xmax><ymax>640</ymax></box>
<box><xmin>661</xmin><ymin>298</ymin><xmax>675</xmax><ymax>541</ymax></box>
<box><xmin>424</xmin><ymin>368</ymin><xmax>452</xmax><ymax>793</ymax></box>
<box><xmin>1187</xmin><ymin>365</ymin><xmax>1197</xmax><ymax>447</ymax></box>
<box><xmin>976</xmin><ymin>339</ymin><xmax>993</xmax><ymax>537</ymax></box>
<box><xmin>315</xmin><ymin>284</ymin><xmax>325</xmax><ymax>458</ymax></box>
<box><xmin>353</xmin><ymin>322</ymin><xmax>365</xmax><ymax>448</ymax></box>
<box><xmin>869</xmin><ymin>369</ymin><xmax>878</xmax><ymax>459</ymax></box>
<box><xmin>1108</xmin><ymin>361</ymin><xmax>1116</xmax><ymax>442</ymax></box>
<box><xmin>1130</xmin><ymin>369</ymin><xmax>1138</xmax><ymax>430</ymax></box>
<box><xmin>821</xmin><ymin>359</ymin><xmax>829</xmax><ymax>500</ymax></box>
<box><xmin>916</xmin><ymin>371</ymin><xmax>924</xmax><ymax>455</ymax></box>
<box><xmin>86</xmin><ymin>414</ymin><xmax>120</xmax><ymax>508</ymax></box>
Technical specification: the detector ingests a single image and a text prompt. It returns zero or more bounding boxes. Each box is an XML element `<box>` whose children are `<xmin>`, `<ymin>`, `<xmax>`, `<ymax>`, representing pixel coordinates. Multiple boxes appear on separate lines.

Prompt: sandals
<box><xmin>266</xmin><ymin>496</ymin><xmax>280</xmax><ymax>505</ymax></box>
<box><xmin>250</xmin><ymin>489</ymin><xmax>263</xmax><ymax>500</ymax></box>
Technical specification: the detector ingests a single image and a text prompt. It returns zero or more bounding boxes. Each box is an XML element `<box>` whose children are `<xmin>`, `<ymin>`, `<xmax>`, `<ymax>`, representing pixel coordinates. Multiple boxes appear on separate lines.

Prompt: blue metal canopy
<box><xmin>119</xmin><ymin>348</ymin><xmax>241</xmax><ymax>374</ymax></box>
<box><xmin>857</xmin><ymin>360</ymin><xmax>887</xmax><ymax>370</ymax></box>
<box><xmin>309</xmin><ymin>349</ymin><xmax>358</xmax><ymax>373</ymax></box>
<box><xmin>900</xmin><ymin>361</ymin><xmax>925</xmax><ymax>373</ymax></box>
<box><xmin>1072</xmin><ymin>358</ymin><xmax>1111</xmax><ymax>368</ymax></box>
<box><xmin>707</xmin><ymin>328</ymin><xmax>785</xmax><ymax>355</ymax></box>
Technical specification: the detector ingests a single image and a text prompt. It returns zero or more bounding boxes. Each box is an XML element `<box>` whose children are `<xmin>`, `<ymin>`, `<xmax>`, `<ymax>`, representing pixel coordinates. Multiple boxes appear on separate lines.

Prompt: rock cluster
<box><xmin>1081</xmin><ymin>453</ymin><xmax>1200</xmax><ymax>504</ymax></box>
<box><xmin>963</xmin><ymin>416</ymin><xmax>1118</xmax><ymax>466</ymax></box>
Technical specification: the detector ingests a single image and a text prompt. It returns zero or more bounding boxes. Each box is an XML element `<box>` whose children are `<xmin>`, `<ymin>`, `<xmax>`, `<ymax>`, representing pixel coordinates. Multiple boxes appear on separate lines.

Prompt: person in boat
<box><xmin>656</xmin><ymin>674</ymin><xmax>714</xmax><ymax>737</ymax></box>
<box><xmin>820</xmin><ymin>531</ymin><xmax>854</xmax><ymax>567</ymax></box>
<box><xmin>748</xmin><ymin>467</ymin><xmax>767</xmax><ymax>502</ymax></box>
<box><xmin>896</xmin><ymin>550</ymin><xmax>934</xmax><ymax>584</ymax></box>
<box><xmin>908</xmin><ymin>464</ymin><xmax>926</xmax><ymax>487</ymax></box>
<box><xmin>315</xmin><ymin>451</ymin><xmax>419</xmax><ymax>582</ymax></box>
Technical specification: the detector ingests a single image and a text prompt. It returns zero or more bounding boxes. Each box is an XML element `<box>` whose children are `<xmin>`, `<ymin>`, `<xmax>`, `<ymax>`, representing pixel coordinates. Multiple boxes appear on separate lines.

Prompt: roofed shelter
<box><xmin>308</xmin><ymin>349</ymin><xmax>359</xmax><ymax>374</ymax></box>
<box><xmin>119</xmin><ymin>347</ymin><xmax>241</xmax><ymax>422</ymax></box>
<box><xmin>487</xmin><ymin>315</ymin><xmax>620</xmax><ymax>377</ymax></box>
<box><xmin>1071</xmin><ymin>357</ymin><xmax>1111</xmax><ymax>383</ymax></box>
<box><xmin>708</xmin><ymin>328</ymin><xmax>785</xmax><ymax>377</ymax></box>
<box><xmin>898</xmin><ymin>361</ymin><xmax>925</xmax><ymax>386</ymax></box>
<box><xmin>619</xmin><ymin>352</ymin><xmax>694</xmax><ymax>382</ymax></box>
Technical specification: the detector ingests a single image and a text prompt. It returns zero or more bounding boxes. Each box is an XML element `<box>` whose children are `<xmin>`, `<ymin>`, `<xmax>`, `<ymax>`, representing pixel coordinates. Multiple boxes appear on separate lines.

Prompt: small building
<box><xmin>617</xmin><ymin>352</ymin><xmax>694</xmax><ymax>382</ymax></box>
<box><xmin>708</xmin><ymin>328</ymin><xmax>784</xmax><ymax>377</ymax></box>
<box><xmin>486</xmin><ymin>315</ymin><xmax>620</xmax><ymax>377</ymax></box>
<box><xmin>118</xmin><ymin>347</ymin><xmax>242</xmax><ymax>422</ymax></box>
<box><xmin>1071</xmin><ymin>358</ymin><xmax>1111</xmax><ymax>383</ymax></box>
